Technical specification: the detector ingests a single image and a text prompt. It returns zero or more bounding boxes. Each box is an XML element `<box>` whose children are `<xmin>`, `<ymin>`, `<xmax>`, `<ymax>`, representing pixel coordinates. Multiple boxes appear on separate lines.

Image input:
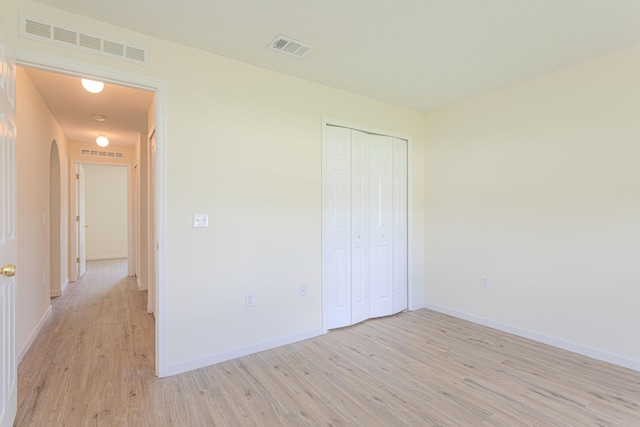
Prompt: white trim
<box><xmin>320</xmin><ymin>117</ymin><xmax>414</xmax><ymax>333</ymax></box>
<box><xmin>17</xmin><ymin>305</ymin><xmax>52</xmax><ymax>363</ymax></box>
<box><xmin>137</xmin><ymin>277</ymin><xmax>147</xmax><ymax>291</ymax></box>
<box><xmin>425</xmin><ymin>304</ymin><xmax>640</xmax><ymax>373</ymax></box>
<box><xmin>49</xmin><ymin>278</ymin><xmax>69</xmax><ymax>298</ymax></box>
<box><xmin>412</xmin><ymin>300</ymin><xmax>426</xmax><ymax>311</ymax></box>
<box><xmin>166</xmin><ymin>328</ymin><xmax>323</xmax><ymax>377</ymax></box>
<box><xmin>70</xmin><ymin>160</ymin><xmax>132</xmax><ymax>278</ymax></box>
<box><xmin>14</xmin><ymin>48</ymin><xmax>168</xmax><ymax>377</ymax></box>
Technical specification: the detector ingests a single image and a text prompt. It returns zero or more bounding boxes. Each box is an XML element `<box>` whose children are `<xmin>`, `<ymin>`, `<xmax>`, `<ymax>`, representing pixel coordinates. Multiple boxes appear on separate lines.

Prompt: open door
<box><xmin>0</xmin><ymin>19</ymin><xmax>18</xmax><ymax>427</ymax></box>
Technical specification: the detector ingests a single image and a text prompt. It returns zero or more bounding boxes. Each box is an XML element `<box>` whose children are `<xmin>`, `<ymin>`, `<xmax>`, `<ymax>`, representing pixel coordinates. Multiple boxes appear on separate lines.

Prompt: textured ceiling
<box><xmin>31</xmin><ymin>0</ymin><xmax>640</xmax><ymax>112</ymax></box>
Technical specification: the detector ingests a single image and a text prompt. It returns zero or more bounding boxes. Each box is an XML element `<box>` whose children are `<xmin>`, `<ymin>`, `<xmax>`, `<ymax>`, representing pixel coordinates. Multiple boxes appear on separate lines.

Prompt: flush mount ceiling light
<box><xmin>81</xmin><ymin>78</ymin><xmax>104</xmax><ymax>93</ymax></box>
<box><xmin>96</xmin><ymin>135</ymin><xmax>109</xmax><ymax>147</ymax></box>
<box><xmin>92</xmin><ymin>114</ymin><xmax>106</xmax><ymax>122</ymax></box>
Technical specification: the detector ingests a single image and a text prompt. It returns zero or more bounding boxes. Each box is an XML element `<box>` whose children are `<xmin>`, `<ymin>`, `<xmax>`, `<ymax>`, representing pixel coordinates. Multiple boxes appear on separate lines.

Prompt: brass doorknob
<box><xmin>1</xmin><ymin>264</ymin><xmax>16</xmax><ymax>277</ymax></box>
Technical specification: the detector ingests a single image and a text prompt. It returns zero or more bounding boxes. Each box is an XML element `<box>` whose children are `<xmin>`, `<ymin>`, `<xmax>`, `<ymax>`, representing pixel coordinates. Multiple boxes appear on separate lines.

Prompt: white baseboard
<box><xmin>18</xmin><ymin>305</ymin><xmax>52</xmax><ymax>363</ymax></box>
<box><xmin>137</xmin><ymin>277</ymin><xmax>147</xmax><ymax>291</ymax></box>
<box><xmin>410</xmin><ymin>300</ymin><xmax>426</xmax><ymax>311</ymax></box>
<box><xmin>425</xmin><ymin>303</ymin><xmax>640</xmax><ymax>373</ymax></box>
<box><xmin>49</xmin><ymin>279</ymin><xmax>69</xmax><ymax>298</ymax></box>
<box><xmin>166</xmin><ymin>328</ymin><xmax>324</xmax><ymax>376</ymax></box>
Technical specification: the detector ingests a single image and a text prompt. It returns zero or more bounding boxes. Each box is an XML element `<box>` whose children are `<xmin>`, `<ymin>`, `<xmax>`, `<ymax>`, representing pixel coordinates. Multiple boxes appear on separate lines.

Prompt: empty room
<box><xmin>1</xmin><ymin>0</ymin><xmax>639</xmax><ymax>425</ymax></box>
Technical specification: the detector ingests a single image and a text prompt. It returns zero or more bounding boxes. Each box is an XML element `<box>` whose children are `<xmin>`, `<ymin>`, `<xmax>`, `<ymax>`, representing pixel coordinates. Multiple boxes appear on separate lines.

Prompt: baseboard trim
<box><xmin>166</xmin><ymin>328</ymin><xmax>324</xmax><ymax>376</ymax></box>
<box><xmin>50</xmin><ymin>279</ymin><xmax>69</xmax><ymax>298</ymax></box>
<box><xmin>18</xmin><ymin>305</ymin><xmax>53</xmax><ymax>363</ymax></box>
<box><xmin>410</xmin><ymin>300</ymin><xmax>426</xmax><ymax>311</ymax></box>
<box><xmin>137</xmin><ymin>277</ymin><xmax>147</xmax><ymax>291</ymax></box>
<box><xmin>424</xmin><ymin>303</ymin><xmax>640</xmax><ymax>372</ymax></box>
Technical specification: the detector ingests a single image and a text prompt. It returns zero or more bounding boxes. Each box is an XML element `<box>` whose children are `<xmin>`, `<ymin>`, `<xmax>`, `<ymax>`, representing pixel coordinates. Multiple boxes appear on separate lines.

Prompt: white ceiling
<box><xmin>30</xmin><ymin>0</ymin><xmax>640</xmax><ymax>113</ymax></box>
<box><xmin>25</xmin><ymin>67</ymin><xmax>154</xmax><ymax>148</ymax></box>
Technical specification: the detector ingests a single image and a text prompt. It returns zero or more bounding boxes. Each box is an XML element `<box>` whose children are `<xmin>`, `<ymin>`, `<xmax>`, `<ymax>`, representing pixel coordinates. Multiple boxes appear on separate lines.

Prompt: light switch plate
<box><xmin>193</xmin><ymin>213</ymin><xmax>209</xmax><ymax>228</ymax></box>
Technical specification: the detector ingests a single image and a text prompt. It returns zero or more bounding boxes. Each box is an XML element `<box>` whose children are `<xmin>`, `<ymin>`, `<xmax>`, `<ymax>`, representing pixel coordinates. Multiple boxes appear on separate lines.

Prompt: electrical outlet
<box><xmin>245</xmin><ymin>293</ymin><xmax>255</xmax><ymax>308</ymax></box>
<box><xmin>481</xmin><ymin>276</ymin><xmax>489</xmax><ymax>289</ymax></box>
<box><xmin>193</xmin><ymin>213</ymin><xmax>209</xmax><ymax>228</ymax></box>
<box><xmin>42</xmin><ymin>274</ymin><xmax>46</xmax><ymax>287</ymax></box>
<box><xmin>299</xmin><ymin>284</ymin><xmax>308</xmax><ymax>298</ymax></box>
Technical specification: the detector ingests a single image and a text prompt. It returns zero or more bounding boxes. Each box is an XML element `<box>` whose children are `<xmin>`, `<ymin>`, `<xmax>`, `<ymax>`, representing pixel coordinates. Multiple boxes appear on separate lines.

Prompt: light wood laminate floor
<box><xmin>16</xmin><ymin>259</ymin><xmax>640</xmax><ymax>426</ymax></box>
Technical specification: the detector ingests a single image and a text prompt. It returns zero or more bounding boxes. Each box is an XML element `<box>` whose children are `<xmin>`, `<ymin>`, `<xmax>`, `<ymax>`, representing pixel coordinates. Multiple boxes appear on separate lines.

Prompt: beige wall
<box><xmin>2</xmin><ymin>1</ymin><xmax>425</xmax><ymax>373</ymax></box>
<box><xmin>15</xmin><ymin>67</ymin><xmax>70</xmax><ymax>359</ymax></box>
<box><xmin>83</xmin><ymin>164</ymin><xmax>128</xmax><ymax>260</ymax></box>
<box><xmin>424</xmin><ymin>45</ymin><xmax>640</xmax><ymax>368</ymax></box>
<box><xmin>5</xmin><ymin>0</ymin><xmax>638</xmax><ymax>375</ymax></box>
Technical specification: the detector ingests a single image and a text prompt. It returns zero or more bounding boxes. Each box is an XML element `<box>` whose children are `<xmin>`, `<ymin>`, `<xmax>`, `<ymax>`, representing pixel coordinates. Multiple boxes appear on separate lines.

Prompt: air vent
<box><xmin>20</xmin><ymin>13</ymin><xmax>149</xmax><ymax>66</ymax></box>
<box><xmin>268</xmin><ymin>35</ymin><xmax>314</xmax><ymax>58</ymax></box>
<box><xmin>81</xmin><ymin>149</ymin><xmax>125</xmax><ymax>159</ymax></box>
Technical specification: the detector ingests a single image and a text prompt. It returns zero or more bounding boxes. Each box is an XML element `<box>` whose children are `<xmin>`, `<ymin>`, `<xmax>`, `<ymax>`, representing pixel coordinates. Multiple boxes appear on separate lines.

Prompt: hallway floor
<box><xmin>16</xmin><ymin>259</ymin><xmax>155</xmax><ymax>426</ymax></box>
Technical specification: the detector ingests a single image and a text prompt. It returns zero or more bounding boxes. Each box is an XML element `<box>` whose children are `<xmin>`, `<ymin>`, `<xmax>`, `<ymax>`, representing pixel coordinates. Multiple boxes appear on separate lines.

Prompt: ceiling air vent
<box><xmin>20</xmin><ymin>13</ymin><xmax>149</xmax><ymax>66</ymax></box>
<box><xmin>268</xmin><ymin>35</ymin><xmax>314</xmax><ymax>58</ymax></box>
<box><xmin>81</xmin><ymin>149</ymin><xmax>125</xmax><ymax>159</ymax></box>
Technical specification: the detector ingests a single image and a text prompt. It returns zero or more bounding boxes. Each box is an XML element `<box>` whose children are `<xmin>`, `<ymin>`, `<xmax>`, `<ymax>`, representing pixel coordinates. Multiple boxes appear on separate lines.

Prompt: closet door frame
<box><xmin>321</xmin><ymin>118</ymin><xmax>414</xmax><ymax>333</ymax></box>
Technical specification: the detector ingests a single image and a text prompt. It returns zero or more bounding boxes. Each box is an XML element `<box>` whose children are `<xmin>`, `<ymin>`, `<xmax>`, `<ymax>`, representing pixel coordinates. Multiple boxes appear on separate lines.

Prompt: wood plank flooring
<box><xmin>16</xmin><ymin>259</ymin><xmax>640</xmax><ymax>426</ymax></box>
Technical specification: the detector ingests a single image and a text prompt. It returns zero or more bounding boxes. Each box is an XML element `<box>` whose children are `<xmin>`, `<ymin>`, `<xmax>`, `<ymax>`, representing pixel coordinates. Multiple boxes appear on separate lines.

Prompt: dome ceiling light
<box><xmin>96</xmin><ymin>136</ymin><xmax>109</xmax><ymax>147</ymax></box>
<box><xmin>81</xmin><ymin>78</ymin><xmax>104</xmax><ymax>93</ymax></box>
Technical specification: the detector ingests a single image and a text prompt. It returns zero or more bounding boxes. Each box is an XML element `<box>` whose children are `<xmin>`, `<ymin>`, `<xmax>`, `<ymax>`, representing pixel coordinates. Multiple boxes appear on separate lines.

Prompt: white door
<box><xmin>77</xmin><ymin>164</ymin><xmax>87</xmax><ymax>278</ymax></box>
<box><xmin>350</xmin><ymin>130</ymin><xmax>370</xmax><ymax>325</ymax></box>
<box><xmin>392</xmin><ymin>138</ymin><xmax>408</xmax><ymax>314</ymax></box>
<box><xmin>322</xmin><ymin>126</ymin><xmax>351</xmax><ymax>329</ymax></box>
<box><xmin>322</xmin><ymin>124</ymin><xmax>408</xmax><ymax>331</ymax></box>
<box><xmin>0</xmin><ymin>19</ymin><xmax>18</xmax><ymax>427</ymax></box>
<box><xmin>368</xmin><ymin>135</ymin><xmax>394</xmax><ymax>318</ymax></box>
<box><xmin>147</xmin><ymin>129</ymin><xmax>156</xmax><ymax>315</ymax></box>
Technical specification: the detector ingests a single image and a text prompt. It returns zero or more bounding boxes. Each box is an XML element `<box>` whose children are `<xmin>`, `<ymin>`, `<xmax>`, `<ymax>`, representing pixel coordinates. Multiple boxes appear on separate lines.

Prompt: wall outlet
<box><xmin>481</xmin><ymin>276</ymin><xmax>489</xmax><ymax>289</ymax></box>
<box><xmin>299</xmin><ymin>284</ymin><xmax>308</xmax><ymax>298</ymax></box>
<box><xmin>245</xmin><ymin>293</ymin><xmax>255</xmax><ymax>308</ymax></box>
<box><xmin>42</xmin><ymin>274</ymin><xmax>46</xmax><ymax>287</ymax></box>
<box><xmin>193</xmin><ymin>213</ymin><xmax>209</xmax><ymax>228</ymax></box>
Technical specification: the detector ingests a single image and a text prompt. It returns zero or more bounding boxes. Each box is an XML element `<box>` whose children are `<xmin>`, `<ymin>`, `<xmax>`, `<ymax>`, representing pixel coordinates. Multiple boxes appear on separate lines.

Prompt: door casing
<box><xmin>15</xmin><ymin>48</ymin><xmax>169</xmax><ymax>377</ymax></box>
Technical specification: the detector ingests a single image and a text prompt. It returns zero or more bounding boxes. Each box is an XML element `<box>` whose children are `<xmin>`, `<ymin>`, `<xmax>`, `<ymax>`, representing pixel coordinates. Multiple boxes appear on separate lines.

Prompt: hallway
<box><xmin>16</xmin><ymin>259</ymin><xmax>155</xmax><ymax>425</ymax></box>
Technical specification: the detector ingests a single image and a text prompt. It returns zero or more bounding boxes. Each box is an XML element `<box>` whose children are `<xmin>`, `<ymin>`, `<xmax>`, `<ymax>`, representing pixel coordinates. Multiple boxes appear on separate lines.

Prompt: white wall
<box><xmin>15</xmin><ymin>67</ymin><xmax>70</xmax><ymax>359</ymax></box>
<box><xmin>83</xmin><ymin>164</ymin><xmax>128</xmax><ymax>260</ymax></box>
<box><xmin>424</xmin><ymin>45</ymin><xmax>640</xmax><ymax>369</ymax></box>
<box><xmin>1</xmin><ymin>1</ymin><xmax>425</xmax><ymax>374</ymax></box>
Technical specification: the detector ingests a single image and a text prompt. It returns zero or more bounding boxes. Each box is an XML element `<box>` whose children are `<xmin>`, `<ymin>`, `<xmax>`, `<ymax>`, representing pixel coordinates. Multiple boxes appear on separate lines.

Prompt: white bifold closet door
<box><xmin>323</xmin><ymin>125</ymin><xmax>408</xmax><ymax>330</ymax></box>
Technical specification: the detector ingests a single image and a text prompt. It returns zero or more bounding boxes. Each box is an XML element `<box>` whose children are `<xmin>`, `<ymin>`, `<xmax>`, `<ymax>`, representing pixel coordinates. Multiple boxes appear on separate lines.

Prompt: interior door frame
<box><xmin>69</xmin><ymin>160</ymin><xmax>132</xmax><ymax>278</ymax></box>
<box><xmin>321</xmin><ymin>117</ymin><xmax>414</xmax><ymax>333</ymax></box>
<box><xmin>15</xmin><ymin>48</ymin><xmax>169</xmax><ymax>377</ymax></box>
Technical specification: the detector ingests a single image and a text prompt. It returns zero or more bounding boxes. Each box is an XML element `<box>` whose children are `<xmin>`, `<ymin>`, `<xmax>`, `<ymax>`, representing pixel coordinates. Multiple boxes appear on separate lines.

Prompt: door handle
<box><xmin>1</xmin><ymin>264</ymin><xmax>16</xmax><ymax>277</ymax></box>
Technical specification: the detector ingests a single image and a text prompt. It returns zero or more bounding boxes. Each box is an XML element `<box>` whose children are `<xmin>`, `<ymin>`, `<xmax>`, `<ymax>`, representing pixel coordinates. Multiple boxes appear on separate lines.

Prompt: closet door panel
<box><xmin>369</xmin><ymin>135</ymin><xmax>394</xmax><ymax>318</ymax></box>
<box><xmin>322</xmin><ymin>126</ymin><xmax>351</xmax><ymax>329</ymax></box>
<box><xmin>393</xmin><ymin>138</ymin><xmax>408</xmax><ymax>313</ymax></box>
<box><xmin>351</xmin><ymin>131</ymin><xmax>370</xmax><ymax>324</ymax></box>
